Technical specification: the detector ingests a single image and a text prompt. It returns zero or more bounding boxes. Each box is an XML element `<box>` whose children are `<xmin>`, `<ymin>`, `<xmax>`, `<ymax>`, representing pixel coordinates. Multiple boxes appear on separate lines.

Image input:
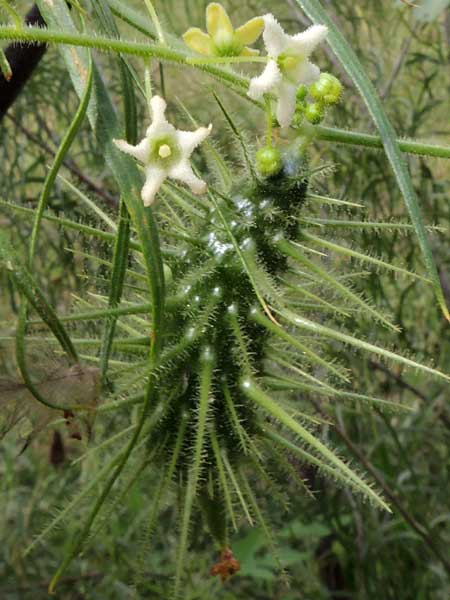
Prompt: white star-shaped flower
<box><xmin>114</xmin><ymin>95</ymin><xmax>212</xmax><ymax>206</ymax></box>
<box><xmin>248</xmin><ymin>14</ymin><xmax>328</xmax><ymax>128</ymax></box>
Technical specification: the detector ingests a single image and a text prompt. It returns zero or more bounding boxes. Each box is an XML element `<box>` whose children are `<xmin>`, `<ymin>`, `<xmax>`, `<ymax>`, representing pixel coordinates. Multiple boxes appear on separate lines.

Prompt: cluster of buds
<box><xmin>293</xmin><ymin>72</ymin><xmax>343</xmax><ymax>126</ymax></box>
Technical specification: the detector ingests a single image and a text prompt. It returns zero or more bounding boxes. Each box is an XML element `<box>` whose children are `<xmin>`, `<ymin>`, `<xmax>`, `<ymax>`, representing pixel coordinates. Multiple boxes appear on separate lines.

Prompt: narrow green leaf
<box><xmin>242</xmin><ymin>379</ymin><xmax>390</xmax><ymax>511</ymax></box>
<box><xmin>8</xmin><ymin>264</ymin><xmax>79</xmax><ymax>364</ymax></box>
<box><xmin>174</xmin><ymin>348</ymin><xmax>214</xmax><ymax>598</ymax></box>
<box><xmin>210</xmin><ymin>427</ymin><xmax>238</xmax><ymax>532</ymax></box>
<box><xmin>59</xmin><ymin>175</ymin><xmax>118</xmax><ymax>231</ymax></box>
<box><xmin>90</xmin><ymin>2</ymin><xmax>137</xmax><ymax>386</ymax></box>
<box><xmin>301</xmin><ymin>217</ymin><xmax>445</xmax><ymax>233</ymax></box>
<box><xmin>266</xmin><ymin>427</ymin><xmax>384</xmax><ymax>503</ymax></box>
<box><xmin>100</xmin><ymin>199</ymin><xmax>131</xmax><ymax>385</ymax></box>
<box><xmin>306</xmin><ymin>193</ymin><xmax>364</xmax><ymax>208</ymax></box>
<box><xmin>0</xmin><ymin>241</ymin><xmax>78</xmax><ymax>411</ymax></box>
<box><xmin>263</xmin><ymin>374</ymin><xmax>412</xmax><ymax>412</ymax></box>
<box><xmin>279</xmin><ymin>307</ymin><xmax>450</xmax><ymax>382</ymax></box>
<box><xmin>252</xmin><ymin>310</ymin><xmax>350</xmax><ymax>382</ymax></box>
<box><xmin>213</xmin><ymin>92</ymin><xmax>256</xmax><ymax>178</ymax></box>
<box><xmin>278</xmin><ymin>237</ymin><xmax>399</xmax><ymax>331</ymax></box>
<box><xmin>0</xmin><ymin>199</ymin><xmax>141</xmax><ymax>248</ymax></box>
<box><xmin>301</xmin><ymin>231</ymin><xmax>429</xmax><ymax>282</ymax></box>
<box><xmin>92</xmin><ymin>0</ymin><xmax>138</xmax><ymax>144</ymax></box>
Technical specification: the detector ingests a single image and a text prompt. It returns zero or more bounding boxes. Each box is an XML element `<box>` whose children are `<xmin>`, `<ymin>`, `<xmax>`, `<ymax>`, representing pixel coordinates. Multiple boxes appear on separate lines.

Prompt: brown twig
<box><xmin>369</xmin><ymin>360</ymin><xmax>450</xmax><ymax>431</ymax></box>
<box><xmin>6</xmin><ymin>114</ymin><xmax>118</xmax><ymax>210</ymax></box>
<box><xmin>380</xmin><ymin>27</ymin><xmax>417</xmax><ymax>100</ymax></box>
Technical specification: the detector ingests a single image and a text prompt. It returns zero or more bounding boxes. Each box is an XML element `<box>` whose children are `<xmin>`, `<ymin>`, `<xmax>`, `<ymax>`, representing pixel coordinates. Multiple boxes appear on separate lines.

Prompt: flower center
<box><xmin>213</xmin><ymin>34</ymin><xmax>243</xmax><ymax>57</ymax></box>
<box><xmin>158</xmin><ymin>144</ymin><xmax>172</xmax><ymax>159</ymax></box>
<box><xmin>149</xmin><ymin>135</ymin><xmax>180</xmax><ymax>166</ymax></box>
<box><xmin>213</xmin><ymin>29</ymin><xmax>233</xmax><ymax>48</ymax></box>
<box><xmin>278</xmin><ymin>53</ymin><xmax>304</xmax><ymax>83</ymax></box>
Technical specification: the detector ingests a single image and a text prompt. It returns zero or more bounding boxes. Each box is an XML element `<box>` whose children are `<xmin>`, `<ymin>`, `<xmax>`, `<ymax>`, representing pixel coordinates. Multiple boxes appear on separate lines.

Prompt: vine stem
<box><xmin>265</xmin><ymin>96</ymin><xmax>274</xmax><ymax>147</ymax></box>
<box><xmin>314</xmin><ymin>125</ymin><xmax>450</xmax><ymax>159</ymax></box>
<box><xmin>186</xmin><ymin>55</ymin><xmax>268</xmax><ymax>64</ymax></box>
<box><xmin>0</xmin><ymin>25</ymin><xmax>449</xmax><ymax>160</ymax></box>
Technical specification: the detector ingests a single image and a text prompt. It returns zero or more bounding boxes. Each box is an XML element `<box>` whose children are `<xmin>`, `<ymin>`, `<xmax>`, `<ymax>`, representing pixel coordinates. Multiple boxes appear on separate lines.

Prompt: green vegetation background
<box><xmin>0</xmin><ymin>1</ymin><xmax>449</xmax><ymax>598</ymax></box>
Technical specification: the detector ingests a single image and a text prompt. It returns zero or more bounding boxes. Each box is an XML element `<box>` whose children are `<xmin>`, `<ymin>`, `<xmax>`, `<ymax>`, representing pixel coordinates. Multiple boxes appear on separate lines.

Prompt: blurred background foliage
<box><xmin>0</xmin><ymin>0</ymin><xmax>449</xmax><ymax>598</ymax></box>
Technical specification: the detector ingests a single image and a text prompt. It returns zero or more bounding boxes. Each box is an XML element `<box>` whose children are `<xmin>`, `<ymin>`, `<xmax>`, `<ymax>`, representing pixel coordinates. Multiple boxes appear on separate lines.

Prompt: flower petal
<box><xmin>168</xmin><ymin>160</ymin><xmax>207</xmax><ymax>195</ymax></box>
<box><xmin>146</xmin><ymin>96</ymin><xmax>176</xmax><ymax>138</ymax></box>
<box><xmin>206</xmin><ymin>3</ymin><xmax>234</xmax><ymax>40</ymax></box>
<box><xmin>276</xmin><ymin>80</ymin><xmax>297</xmax><ymax>128</ymax></box>
<box><xmin>262</xmin><ymin>13</ymin><xmax>288</xmax><ymax>57</ymax></box>
<box><xmin>149</xmin><ymin>95</ymin><xmax>169</xmax><ymax>128</ymax></box>
<box><xmin>248</xmin><ymin>59</ymin><xmax>281</xmax><ymax>100</ymax></box>
<box><xmin>113</xmin><ymin>138</ymin><xmax>150</xmax><ymax>163</ymax></box>
<box><xmin>141</xmin><ymin>166</ymin><xmax>167</xmax><ymax>206</ymax></box>
<box><xmin>293</xmin><ymin>60</ymin><xmax>320</xmax><ymax>85</ymax></box>
<box><xmin>241</xmin><ymin>46</ymin><xmax>260</xmax><ymax>57</ymax></box>
<box><xmin>235</xmin><ymin>16</ymin><xmax>264</xmax><ymax>45</ymax></box>
<box><xmin>291</xmin><ymin>24</ymin><xmax>328</xmax><ymax>56</ymax></box>
<box><xmin>183</xmin><ymin>27</ymin><xmax>214</xmax><ymax>55</ymax></box>
<box><xmin>176</xmin><ymin>124</ymin><xmax>212</xmax><ymax>157</ymax></box>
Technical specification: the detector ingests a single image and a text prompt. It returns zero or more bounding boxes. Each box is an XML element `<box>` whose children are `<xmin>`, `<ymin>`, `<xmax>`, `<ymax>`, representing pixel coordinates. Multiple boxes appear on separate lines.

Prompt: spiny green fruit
<box><xmin>155</xmin><ymin>147</ymin><xmax>309</xmax><ymax>482</ymax></box>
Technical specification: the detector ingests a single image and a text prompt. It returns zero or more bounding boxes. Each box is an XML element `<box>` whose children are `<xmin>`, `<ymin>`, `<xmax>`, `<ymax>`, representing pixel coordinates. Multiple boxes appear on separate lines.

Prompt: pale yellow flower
<box><xmin>183</xmin><ymin>2</ymin><xmax>264</xmax><ymax>57</ymax></box>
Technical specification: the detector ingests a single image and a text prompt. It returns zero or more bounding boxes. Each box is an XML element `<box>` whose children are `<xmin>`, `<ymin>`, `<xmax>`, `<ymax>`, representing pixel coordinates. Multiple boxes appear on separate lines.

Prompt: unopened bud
<box><xmin>256</xmin><ymin>147</ymin><xmax>283</xmax><ymax>178</ymax></box>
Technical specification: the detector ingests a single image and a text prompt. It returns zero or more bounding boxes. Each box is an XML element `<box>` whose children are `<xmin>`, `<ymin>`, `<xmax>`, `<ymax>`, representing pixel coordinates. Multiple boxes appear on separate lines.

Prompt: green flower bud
<box><xmin>293</xmin><ymin>103</ymin><xmax>305</xmax><ymax>127</ymax></box>
<box><xmin>296</xmin><ymin>84</ymin><xmax>308</xmax><ymax>102</ymax></box>
<box><xmin>310</xmin><ymin>73</ymin><xmax>343</xmax><ymax>105</ymax></box>
<box><xmin>293</xmin><ymin>113</ymin><xmax>304</xmax><ymax>127</ymax></box>
<box><xmin>256</xmin><ymin>147</ymin><xmax>283</xmax><ymax>178</ymax></box>
<box><xmin>305</xmin><ymin>102</ymin><xmax>325</xmax><ymax>125</ymax></box>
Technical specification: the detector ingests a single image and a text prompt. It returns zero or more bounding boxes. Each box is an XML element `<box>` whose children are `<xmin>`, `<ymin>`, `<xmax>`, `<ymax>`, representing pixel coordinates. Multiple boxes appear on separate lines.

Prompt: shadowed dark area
<box><xmin>0</xmin><ymin>4</ymin><xmax>47</xmax><ymax>120</ymax></box>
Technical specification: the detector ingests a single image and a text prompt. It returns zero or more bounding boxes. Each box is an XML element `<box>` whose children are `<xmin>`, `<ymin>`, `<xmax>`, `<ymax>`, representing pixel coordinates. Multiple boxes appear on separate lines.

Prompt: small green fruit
<box><xmin>310</xmin><ymin>73</ymin><xmax>343</xmax><ymax>105</ymax></box>
<box><xmin>256</xmin><ymin>147</ymin><xmax>283</xmax><ymax>178</ymax></box>
<box><xmin>305</xmin><ymin>103</ymin><xmax>325</xmax><ymax>125</ymax></box>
